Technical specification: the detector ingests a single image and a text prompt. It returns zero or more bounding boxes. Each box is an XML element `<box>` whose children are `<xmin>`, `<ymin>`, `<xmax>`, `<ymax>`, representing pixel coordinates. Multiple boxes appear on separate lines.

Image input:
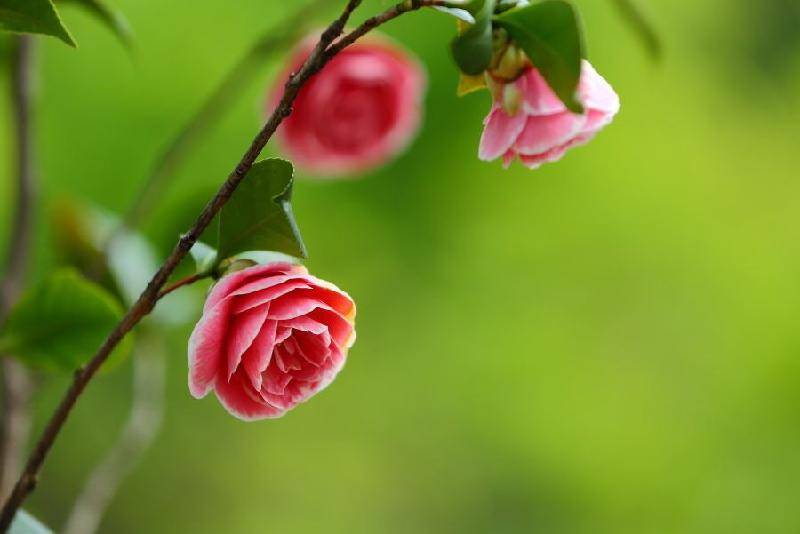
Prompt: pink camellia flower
<box><xmin>188</xmin><ymin>262</ymin><xmax>356</xmax><ymax>420</ymax></box>
<box><xmin>271</xmin><ymin>34</ymin><xmax>425</xmax><ymax>176</ymax></box>
<box><xmin>479</xmin><ymin>61</ymin><xmax>620</xmax><ymax>169</ymax></box>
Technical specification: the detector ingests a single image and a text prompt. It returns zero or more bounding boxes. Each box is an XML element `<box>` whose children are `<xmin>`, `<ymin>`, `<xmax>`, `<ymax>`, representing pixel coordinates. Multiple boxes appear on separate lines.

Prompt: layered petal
<box><xmin>188</xmin><ymin>262</ymin><xmax>357</xmax><ymax>420</ymax></box>
<box><xmin>479</xmin><ymin>61</ymin><xmax>619</xmax><ymax>170</ymax></box>
<box><xmin>579</xmin><ymin>61</ymin><xmax>620</xmax><ymax>114</ymax></box>
<box><xmin>273</xmin><ymin>34</ymin><xmax>425</xmax><ymax>177</ymax></box>
<box><xmin>479</xmin><ymin>106</ymin><xmax>527</xmax><ymax>161</ymax></box>
<box><xmin>520</xmin><ymin>68</ymin><xmax>566</xmax><ymax>115</ymax></box>
<box><xmin>513</xmin><ymin>113</ymin><xmax>587</xmax><ymax>156</ymax></box>
<box><xmin>215</xmin><ymin>371</ymin><xmax>284</xmax><ymax>421</ymax></box>
<box><xmin>241</xmin><ymin>318</ymin><xmax>278</xmax><ymax>390</ymax></box>
<box><xmin>188</xmin><ymin>299</ymin><xmax>229</xmax><ymax>398</ymax></box>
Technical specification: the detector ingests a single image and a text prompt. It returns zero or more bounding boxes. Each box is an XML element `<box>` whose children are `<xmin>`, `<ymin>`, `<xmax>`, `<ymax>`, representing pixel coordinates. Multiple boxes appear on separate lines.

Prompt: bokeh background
<box><xmin>2</xmin><ymin>0</ymin><xmax>800</xmax><ymax>532</ymax></box>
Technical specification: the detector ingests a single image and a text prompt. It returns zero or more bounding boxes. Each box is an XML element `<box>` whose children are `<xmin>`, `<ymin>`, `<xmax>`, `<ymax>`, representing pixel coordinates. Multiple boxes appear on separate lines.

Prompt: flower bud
<box><xmin>489</xmin><ymin>45</ymin><xmax>529</xmax><ymax>83</ymax></box>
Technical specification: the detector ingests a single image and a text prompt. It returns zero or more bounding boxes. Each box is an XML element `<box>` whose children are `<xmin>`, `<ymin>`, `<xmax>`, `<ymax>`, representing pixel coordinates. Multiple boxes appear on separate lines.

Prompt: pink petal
<box><xmin>583</xmin><ymin>109</ymin><xmax>614</xmax><ymax>134</ymax></box>
<box><xmin>282</xmin><ymin>316</ymin><xmax>328</xmax><ymax>335</ymax></box>
<box><xmin>308</xmin><ymin>308</ymin><xmax>356</xmax><ymax>349</ymax></box>
<box><xmin>228</xmin><ymin>274</ymin><xmax>296</xmax><ymax>299</ymax></box>
<box><xmin>520</xmin><ymin>68</ymin><xmax>567</xmax><ymax>115</ymax></box>
<box><xmin>259</xmin><ymin>389</ymin><xmax>295</xmax><ymax>411</ymax></box>
<box><xmin>188</xmin><ymin>300</ymin><xmax>230</xmax><ymax>398</ymax></box>
<box><xmin>478</xmin><ymin>106</ymin><xmax>527</xmax><ymax>161</ymax></box>
<box><xmin>263</xmin><ymin>359</ymin><xmax>293</xmax><ymax>396</ymax></box>
<box><xmin>203</xmin><ymin>263</ymin><xmax>303</xmax><ymax>313</ymax></box>
<box><xmin>293</xmin><ymin>331</ymin><xmax>331</xmax><ymax>366</ymax></box>
<box><xmin>268</xmin><ymin>296</ymin><xmax>330</xmax><ymax>320</ymax></box>
<box><xmin>274</xmin><ymin>344</ymin><xmax>303</xmax><ymax>373</ymax></box>
<box><xmin>225</xmin><ymin>303</ymin><xmax>270</xmax><ymax>380</ymax></box>
<box><xmin>513</xmin><ymin>113</ymin><xmax>587</xmax><ymax>156</ymax></box>
<box><xmin>315</xmin><ymin>344</ymin><xmax>347</xmax><ymax>391</ymax></box>
<box><xmin>275</xmin><ymin>327</ymin><xmax>293</xmax><ymax>344</ymax></box>
<box><xmin>241</xmin><ymin>318</ymin><xmax>278</xmax><ymax>390</ymax></box>
<box><xmin>579</xmin><ymin>61</ymin><xmax>620</xmax><ymax>114</ymax></box>
<box><xmin>295</xmin><ymin>275</ymin><xmax>356</xmax><ymax>320</ymax></box>
<box><xmin>214</xmin><ymin>371</ymin><xmax>284</xmax><ymax>421</ymax></box>
<box><xmin>231</xmin><ymin>280</ymin><xmax>312</xmax><ymax>313</ymax></box>
<box><xmin>519</xmin><ymin>144</ymin><xmax>570</xmax><ymax>169</ymax></box>
<box><xmin>289</xmin><ymin>361</ymin><xmax>326</xmax><ymax>382</ymax></box>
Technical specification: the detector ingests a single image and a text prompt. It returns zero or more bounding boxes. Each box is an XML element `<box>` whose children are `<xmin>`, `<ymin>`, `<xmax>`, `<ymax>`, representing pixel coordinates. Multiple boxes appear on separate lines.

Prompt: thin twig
<box><xmin>68</xmin><ymin>3</ymin><xmax>331</xmax><ymax>530</ymax></box>
<box><xmin>0</xmin><ymin>1</ymin><xmax>442</xmax><ymax>528</ymax></box>
<box><xmin>62</xmin><ymin>332</ymin><xmax>165</xmax><ymax>534</ymax></box>
<box><xmin>0</xmin><ymin>363</ymin><xmax>30</xmax><ymax>502</ymax></box>
<box><xmin>117</xmin><ymin>0</ymin><xmax>331</xmax><ymax>232</ymax></box>
<box><xmin>0</xmin><ymin>36</ymin><xmax>37</xmax><ymax>501</ymax></box>
<box><xmin>156</xmin><ymin>273</ymin><xmax>208</xmax><ymax>301</ymax></box>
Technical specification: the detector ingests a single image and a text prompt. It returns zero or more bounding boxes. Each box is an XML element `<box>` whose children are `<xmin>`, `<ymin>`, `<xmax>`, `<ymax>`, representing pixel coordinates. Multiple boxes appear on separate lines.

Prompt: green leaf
<box><xmin>0</xmin><ymin>0</ymin><xmax>75</xmax><ymax>46</ymax></box>
<box><xmin>51</xmin><ymin>199</ymin><xmax>195</xmax><ymax>327</ymax></box>
<box><xmin>451</xmin><ymin>0</ymin><xmax>496</xmax><ymax>75</ymax></box>
<box><xmin>494</xmin><ymin>0</ymin><xmax>585</xmax><ymax>113</ymax></box>
<box><xmin>56</xmin><ymin>0</ymin><xmax>132</xmax><ymax>50</ymax></box>
<box><xmin>217</xmin><ymin>158</ymin><xmax>307</xmax><ymax>261</ymax></box>
<box><xmin>609</xmin><ymin>0</ymin><xmax>660</xmax><ymax>60</ymax></box>
<box><xmin>0</xmin><ymin>269</ymin><xmax>132</xmax><ymax>371</ymax></box>
<box><xmin>9</xmin><ymin>510</ymin><xmax>52</xmax><ymax>534</ymax></box>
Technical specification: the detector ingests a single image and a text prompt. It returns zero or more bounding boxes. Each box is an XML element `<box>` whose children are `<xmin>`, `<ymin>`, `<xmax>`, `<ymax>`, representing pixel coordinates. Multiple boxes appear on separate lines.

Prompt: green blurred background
<box><xmin>2</xmin><ymin>0</ymin><xmax>800</xmax><ymax>532</ymax></box>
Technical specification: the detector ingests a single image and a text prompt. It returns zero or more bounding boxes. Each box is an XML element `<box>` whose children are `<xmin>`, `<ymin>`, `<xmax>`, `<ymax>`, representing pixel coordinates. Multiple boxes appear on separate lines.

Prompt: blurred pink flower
<box><xmin>480</xmin><ymin>61</ymin><xmax>620</xmax><ymax>169</ymax></box>
<box><xmin>188</xmin><ymin>262</ymin><xmax>356</xmax><ymax>420</ymax></box>
<box><xmin>271</xmin><ymin>34</ymin><xmax>425</xmax><ymax>177</ymax></box>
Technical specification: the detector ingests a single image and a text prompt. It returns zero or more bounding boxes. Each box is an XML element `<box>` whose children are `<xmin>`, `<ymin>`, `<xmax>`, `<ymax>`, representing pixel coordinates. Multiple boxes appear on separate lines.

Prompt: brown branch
<box><xmin>69</xmin><ymin>3</ymin><xmax>333</xmax><ymax>529</ymax></box>
<box><xmin>0</xmin><ymin>363</ymin><xmax>30</xmax><ymax>502</ymax></box>
<box><xmin>117</xmin><ymin>0</ymin><xmax>332</xmax><ymax>233</ymax></box>
<box><xmin>326</xmin><ymin>0</ymin><xmax>437</xmax><ymax>56</ymax></box>
<box><xmin>0</xmin><ymin>36</ymin><xmax>37</xmax><ymax>502</ymax></box>
<box><xmin>0</xmin><ymin>0</ymin><xmax>442</xmax><ymax>528</ymax></box>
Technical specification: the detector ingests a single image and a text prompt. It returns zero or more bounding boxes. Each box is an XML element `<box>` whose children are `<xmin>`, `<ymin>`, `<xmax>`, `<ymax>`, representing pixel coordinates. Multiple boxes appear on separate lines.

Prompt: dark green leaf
<box><xmin>9</xmin><ymin>510</ymin><xmax>52</xmax><ymax>534</ymax></box>
<box><xmin>609</xmin><ymin>0</ymin><xmax>660</xmax><ymax>60</ymax></box>
<box><xmin>0</xmin><ymin>0</ymin><xmax>75</xmax><ymax>46</ymax></box>
<box><xmin>57</xmin><ymin>0</ymin><xmax>133</xmax><ymax>50</ymax></box>
<box><xmin>217</xmin><ymin>158</ymin><xmax>307</xmax><ymax>261</ymax></box>
<box><xmin>494</xmin><ymin>0</ymin><xmax>585</xmax><ymax>112</ymax></box>
<box><xmin>451</xmin><ymin>0</ymin><xmax>496</xmax><ymax>75</ymax></box>
<box><xmin>0</xmin><ymin>269</ymin><xmax>132</xmax><ymax>371</ymax></box>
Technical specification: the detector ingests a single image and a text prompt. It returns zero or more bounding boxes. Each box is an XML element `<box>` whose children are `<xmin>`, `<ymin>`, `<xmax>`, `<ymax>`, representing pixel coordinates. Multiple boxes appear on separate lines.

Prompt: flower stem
<box><xmin>70</xmin><ymin>5</ymin><xmax>333</xmax><ymax>530</ymax></box>
<box><xmin>0</xmin><ymin>1</ymin><xmax>444</xmax><ymax>528</ymax></box>
<box><xmin>116</xmin><ymin>0</ymin><xmax>332</xmax><ymax>234</ymax></box>
<box><xmin>156</xmin><ymin>272</ymin><xmax>209</xmax><ymax>301</ymax></box>
<box><xmin>0</xmin><ymin>35</ymin><xmax>37</xmax><ymax>502</ymax></box>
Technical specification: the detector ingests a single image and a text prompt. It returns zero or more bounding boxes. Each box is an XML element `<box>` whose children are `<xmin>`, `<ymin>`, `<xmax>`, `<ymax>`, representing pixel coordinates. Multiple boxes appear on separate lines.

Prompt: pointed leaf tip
<box><xmin>0</xmin><ymin>0</ymin><xmax>76</xmax><ymax>46</ymax></box>
<box><xmin>217</xmin><ymin>158</ymin><xmax>307</xmax><ymax>262</ymax></box>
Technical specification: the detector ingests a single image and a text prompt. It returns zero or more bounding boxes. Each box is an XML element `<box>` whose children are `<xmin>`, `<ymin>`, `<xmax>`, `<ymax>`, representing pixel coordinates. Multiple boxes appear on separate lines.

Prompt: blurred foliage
<box><xmin>0</xmin><ymin>0</ymin><xmax>799</xmax><ymax>532</ymax></box>
<box><xmin>734</xmin><ymin>0</ymin><xmax>800</xmax><ymax>80</ymax></box>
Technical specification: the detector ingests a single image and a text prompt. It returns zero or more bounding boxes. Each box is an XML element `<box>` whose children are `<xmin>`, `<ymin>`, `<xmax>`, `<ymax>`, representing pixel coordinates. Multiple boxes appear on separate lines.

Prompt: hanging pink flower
<box><xmin>271</xmin><ymin>34</ymin><xmax>425</xmax><ymax>177</ymax></box>
<box><xmin>479</xmin><ymin>61</ymin><xmax>620</xmax><ymax>169</ymax></box>
<box><xmin>188</xmin><ymin>262</ymin><xmax>356</xmax><ymax>420</ymax></box>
